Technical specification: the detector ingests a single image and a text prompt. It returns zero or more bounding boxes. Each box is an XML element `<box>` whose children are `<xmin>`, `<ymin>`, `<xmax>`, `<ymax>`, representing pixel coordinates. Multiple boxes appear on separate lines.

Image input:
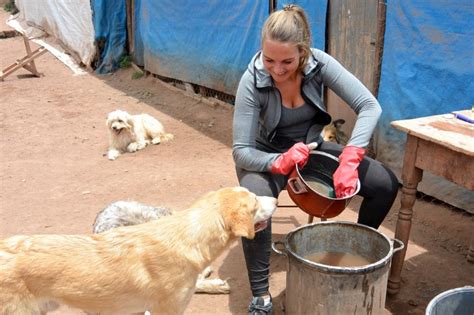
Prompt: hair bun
<box><xmin>283</xmin><ymin>4</ymin><xmax>297</xmax><ymax>11</ymax></box>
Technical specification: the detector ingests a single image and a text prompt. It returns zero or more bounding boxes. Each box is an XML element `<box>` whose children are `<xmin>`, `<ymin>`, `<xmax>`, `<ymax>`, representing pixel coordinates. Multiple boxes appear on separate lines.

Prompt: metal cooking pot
<box><xmin>287</xmin><ymin>151</ymin><xmax>360</xmax><ymax>219</ymax></box>
<box><xmin>272</xmin><ymin>221</ymin><xmax>404</xmax><ymax>315</ymax></box>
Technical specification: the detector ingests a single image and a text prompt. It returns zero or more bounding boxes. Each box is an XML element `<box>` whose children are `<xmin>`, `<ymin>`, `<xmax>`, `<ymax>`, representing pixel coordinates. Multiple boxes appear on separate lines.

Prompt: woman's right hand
<box><xmin>270</xmin><ymin>142</ymin><xmax>317</xmax><ymax>175</ymax></box>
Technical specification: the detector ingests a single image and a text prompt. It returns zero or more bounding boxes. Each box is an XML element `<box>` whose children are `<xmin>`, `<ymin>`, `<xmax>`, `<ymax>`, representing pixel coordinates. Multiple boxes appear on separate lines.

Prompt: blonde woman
<box><xmin>232</xmin><ymin>4</ymin><xmax>399</xmax><ymax>314</ymax></box>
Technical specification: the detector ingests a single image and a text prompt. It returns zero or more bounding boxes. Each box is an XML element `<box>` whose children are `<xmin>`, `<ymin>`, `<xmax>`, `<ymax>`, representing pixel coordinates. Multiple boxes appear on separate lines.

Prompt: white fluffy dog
<box><xmin>106</xmin><ymin>109</ymin><xmax>173</xmax><ymax>160</ymax></box>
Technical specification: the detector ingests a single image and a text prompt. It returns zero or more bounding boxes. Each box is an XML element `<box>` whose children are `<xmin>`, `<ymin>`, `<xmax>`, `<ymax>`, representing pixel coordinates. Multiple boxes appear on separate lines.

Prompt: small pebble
<box><xmin>408</xmin><ymin>299</ymin><xmax>419</xmax><ymax>306</ymax></box>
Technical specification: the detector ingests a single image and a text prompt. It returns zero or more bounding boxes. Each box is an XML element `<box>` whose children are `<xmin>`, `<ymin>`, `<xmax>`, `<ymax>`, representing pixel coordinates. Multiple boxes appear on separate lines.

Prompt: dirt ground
<box><xmin>1</xmin><ymin>10</ymin><xmax>473</xmax><ymax>315</ymax></box>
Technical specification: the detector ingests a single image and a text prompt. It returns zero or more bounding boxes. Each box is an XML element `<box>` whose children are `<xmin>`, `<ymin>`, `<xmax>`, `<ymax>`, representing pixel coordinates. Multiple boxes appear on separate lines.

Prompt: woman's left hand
<box><xmin>333</xmin><ymin>146</ymin><xmax>365</xmax><ymax>198</ymax></box>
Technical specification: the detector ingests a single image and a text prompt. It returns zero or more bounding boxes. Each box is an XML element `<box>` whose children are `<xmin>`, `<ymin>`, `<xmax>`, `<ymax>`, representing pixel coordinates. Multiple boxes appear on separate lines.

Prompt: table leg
<box><xmin>387</xmin><ymin>135</ymin><xmax>423</xmax><ymax>295</ymax></box>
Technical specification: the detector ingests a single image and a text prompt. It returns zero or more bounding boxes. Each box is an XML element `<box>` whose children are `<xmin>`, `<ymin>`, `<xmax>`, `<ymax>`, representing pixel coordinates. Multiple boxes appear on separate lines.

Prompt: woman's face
<box><xmin>262</xmin><ymin>39</ymin><xmax>301</xmax><ymax>83</ymax></box>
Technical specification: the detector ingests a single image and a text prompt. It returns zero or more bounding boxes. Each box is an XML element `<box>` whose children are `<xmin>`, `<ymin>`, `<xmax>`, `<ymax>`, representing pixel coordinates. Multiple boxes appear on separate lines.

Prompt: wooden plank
<box><xmin>415</xmin><ymin>138</ymin><xmax>474</xmax><ymax>190</ymax></box>
<box><xmin>325</xmin><ymin>0</ymin><xmax>380</xmax><ymax>134</ymax></box>
<box><xmin>22</xmin><ymin>35</ymin><xmax>38</xmax><ymax>75</ymax></box>
<box><xmin>391</xmin><ymin>110</ymin><xmax>474</xmax><ymax>156</ymax></box>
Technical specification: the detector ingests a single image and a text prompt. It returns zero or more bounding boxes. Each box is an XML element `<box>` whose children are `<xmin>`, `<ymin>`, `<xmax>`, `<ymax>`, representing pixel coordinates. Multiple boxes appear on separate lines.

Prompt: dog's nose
<box><xmin>257</xmin><ymin>196</ymin><xmax>278</xmax><ymax>209</ymax></box>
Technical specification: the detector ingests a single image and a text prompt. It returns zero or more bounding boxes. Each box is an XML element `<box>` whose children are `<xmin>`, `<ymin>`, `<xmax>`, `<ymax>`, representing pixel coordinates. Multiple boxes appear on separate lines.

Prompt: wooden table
<box><xmin>388</xmin><ymin>110</ymin><xmax>474</xmax><ymax>295</ymax></box>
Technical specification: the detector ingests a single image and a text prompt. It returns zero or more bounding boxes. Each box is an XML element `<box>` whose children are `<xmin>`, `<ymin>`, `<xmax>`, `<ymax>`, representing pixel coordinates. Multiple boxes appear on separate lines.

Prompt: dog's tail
<box><xmin>161</xmin><ymin>133</ymin><xmax>174</xmax><ymax>143</ymax></box>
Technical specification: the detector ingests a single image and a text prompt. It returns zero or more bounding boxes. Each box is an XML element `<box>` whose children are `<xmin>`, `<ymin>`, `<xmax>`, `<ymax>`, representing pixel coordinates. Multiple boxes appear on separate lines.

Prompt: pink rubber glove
<box><xmin>333</xmin><ymin>146</ymin><xmax>365</xmax><ymax>198</ymax></box>
<box><xmin>271</xmin><ymin>142</ymin><xmax>310</xmax><ymax>175</ymax></box>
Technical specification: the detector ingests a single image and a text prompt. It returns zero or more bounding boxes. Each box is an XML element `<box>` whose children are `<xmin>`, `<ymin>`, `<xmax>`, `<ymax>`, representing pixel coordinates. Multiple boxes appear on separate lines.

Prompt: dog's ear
<box><xmin>227</xmin><ymin>193</ymin><xmax>256</xmax><ymax>239</ymax></box>
<box><xmin>333</xmin><ymin>119</ymin><xmax>345</xmax><ymax>128</ymax></box>
<box><xmin>105</xmin><ymin>115</ymin><xmax>112</xmax><ymax>128</ymax></box>
<box><xmin>126</xmin><ymin>116</ymin><xmax>134</xmax><ymax>129</ymax></box>
<box><xmin>230</xmin><ymin>214</ymin><xmax>255</xmax><ymax>239</ymax></box>
<box><xmin>215</xmin><ymin>188</ymin><xmax>257</xmax><ymax>239</ymax></box>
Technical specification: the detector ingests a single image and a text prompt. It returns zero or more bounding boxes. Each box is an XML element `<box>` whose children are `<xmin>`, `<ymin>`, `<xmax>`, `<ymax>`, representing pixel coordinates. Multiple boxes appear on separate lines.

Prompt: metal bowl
<box><xmin>287</xmin><ymin>151</ymin><xmax>360</xmax><ymax>218</ymax></box>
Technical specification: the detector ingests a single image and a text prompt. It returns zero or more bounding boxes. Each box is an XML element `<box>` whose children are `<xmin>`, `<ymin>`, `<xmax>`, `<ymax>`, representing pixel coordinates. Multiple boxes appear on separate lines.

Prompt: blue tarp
<box><xmin>93</xmin><ymin>1</ymin><xmax>327</xmax><ymax>92</ymax></box>
<box><xmin>276</xmin><ymin>0</ymin><xmax>327</xmax><ymax>50</ymax></box>
<box><xmin>376</xmin><ymin>0</ymin><xmax>474</xmax><ymax>210</ymax></box>
<box><xmin>133</xmin><ymin>1</ymin><xmax>269</xmax><ymax>95</ymax></box>
<box><xmin>377</xmin><ymin>1</ymin><xmax>474</xmax><ymax>154</ymax></box>
<box><xmin>92</xmin><ymin>0</ymin><xmax>128</xmax><ymax>74</ymax></box>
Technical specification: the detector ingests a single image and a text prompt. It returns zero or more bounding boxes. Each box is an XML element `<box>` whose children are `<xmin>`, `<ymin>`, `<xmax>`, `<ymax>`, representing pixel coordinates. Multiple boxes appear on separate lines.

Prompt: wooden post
<box><xmin>126</xmin><ymin>0</ymin><xmax>135</xmax><ymax>56</ymax></box>
<box><xmin>372</xmin><ymin>0</ymin><xmax>387</xmax><ymax>97</ymax></box>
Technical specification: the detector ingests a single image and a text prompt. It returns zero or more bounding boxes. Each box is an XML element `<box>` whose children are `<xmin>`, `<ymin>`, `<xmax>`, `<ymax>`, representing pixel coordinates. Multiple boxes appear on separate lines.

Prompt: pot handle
<box><xmin>308</xmin><ymin>142</ymin><xmax>318</xmax><ymax>151</ymax></box>
<box><xmin>287</xmin><ymin>176</ymin><xmax>307</xmax><ymax>195</ymax></box>
<box><xmin>391</xmin><ymin>238</ymin><xmax>405</xmax><ymax>254</ymax></box>
<box><xmin>271</xmin><ymin>240</ymin><xmax>288</xmax><ymax>257</ymax></box>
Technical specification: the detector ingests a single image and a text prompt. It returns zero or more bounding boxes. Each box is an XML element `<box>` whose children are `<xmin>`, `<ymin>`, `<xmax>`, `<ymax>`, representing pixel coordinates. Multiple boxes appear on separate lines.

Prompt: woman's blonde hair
<box><xmin>261</xmin><ymin>4</ymin><xmax>312</xmax><ymax>72</ymax></box>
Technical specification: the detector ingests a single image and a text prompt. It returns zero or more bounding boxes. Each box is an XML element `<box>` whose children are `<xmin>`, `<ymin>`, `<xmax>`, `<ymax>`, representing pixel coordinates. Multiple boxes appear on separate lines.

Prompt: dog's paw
<box><xmin>199</xmin><ymin>266</ymin><xmax>213</xmax><ymax>279</ymax></box>
<box><xmin>151</xmin><ymin>137</ymin><xmax>161</xmax><ymax>145</ymax></box>
<box><xmin>128</xmin><ymin>141</ymin><xmax>148</xmax><ymax>152</ymax></box>
<box><xmin>127</xmin><ymin>142</ymin><xmax>139</xmax><ymax>152</ymax></box>
<box><xmin>195</xmin><ymin>278</ymin><xmax>231</xmax><ymax>294</ymax></box>
<box><xmin>107</xmin><ymin>150</ymin><xmax>120</xmax><ymax>160</ymax></box>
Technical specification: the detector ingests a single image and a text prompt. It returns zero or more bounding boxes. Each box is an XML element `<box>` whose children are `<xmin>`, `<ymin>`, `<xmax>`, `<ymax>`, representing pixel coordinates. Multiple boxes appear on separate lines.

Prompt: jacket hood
<box><xmin>248</xmin><ymin>49</ymin><xmax>322</xmax><ymax>89</ymax></box>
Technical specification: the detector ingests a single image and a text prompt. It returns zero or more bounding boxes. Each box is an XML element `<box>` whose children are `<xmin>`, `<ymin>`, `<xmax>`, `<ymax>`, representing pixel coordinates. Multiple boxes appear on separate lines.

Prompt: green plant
<box><xmin>132</xmin><ymin>71</ymin><xmax>144</xmax><ymax>80</ymax></box>
<box><xmin>4</xmin><ymin>3</ymin><xmax>12</xmax><ymax>12</ymax></box>
<box><xmin>119</xmin><ymin>55</ymin><xmax>132</xmax><ymax>69</ymax></box>
<box><xmin>4</xmin><ymin>1</ymin><xmax>18</xmax><ymax>13</ymax></box>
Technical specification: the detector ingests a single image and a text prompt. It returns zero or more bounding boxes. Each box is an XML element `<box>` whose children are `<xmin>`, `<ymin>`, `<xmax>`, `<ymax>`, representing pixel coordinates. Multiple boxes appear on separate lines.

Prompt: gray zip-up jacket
<box><xmin>232</xmin><ymin>48</ymin><xmax>381</xmax><ymax>172</ymax></box>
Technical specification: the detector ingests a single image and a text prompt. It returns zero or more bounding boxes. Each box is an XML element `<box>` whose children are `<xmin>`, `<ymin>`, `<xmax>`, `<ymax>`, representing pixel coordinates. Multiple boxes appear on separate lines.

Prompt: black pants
<box><xmin>236</xmin><ymin>141</ymin><xmax>399</xmax><ymax>296</ymax></box>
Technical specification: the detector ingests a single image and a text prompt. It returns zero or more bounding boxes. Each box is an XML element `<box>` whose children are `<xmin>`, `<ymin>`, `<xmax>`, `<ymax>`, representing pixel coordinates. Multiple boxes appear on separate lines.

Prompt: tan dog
<box><xmin>106</xmin><ymin>109</ymin><xmax>173</xmax><ymax>160</ymax></box>
<box><xmin>92</xmin><ymin>200</ymin><xmax>231</xmax><ymax>294</ymax></box>
<box><xmin>322</xmin><ymin>119</ymin><xmax>348</xmax><ymax>145</ymax></box>
<box><xmin>0</xmin><ymin>187</ymin><xmax>277</xmax><ymax>315</ymax></box>
<box><xmin>322</xmin><ymin>119</ymin><xmax>377</xmax><ymax>158</ymax></box>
